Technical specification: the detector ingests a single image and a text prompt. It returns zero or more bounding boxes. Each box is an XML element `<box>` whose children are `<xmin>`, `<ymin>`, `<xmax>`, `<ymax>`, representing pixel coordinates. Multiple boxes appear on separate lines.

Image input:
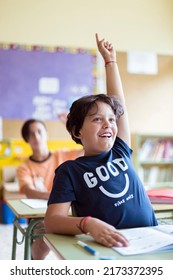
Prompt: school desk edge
<box><xmin>43</xmin><ymin>233</ymin><xmax>173</xmax><ymax>260</ymax></box>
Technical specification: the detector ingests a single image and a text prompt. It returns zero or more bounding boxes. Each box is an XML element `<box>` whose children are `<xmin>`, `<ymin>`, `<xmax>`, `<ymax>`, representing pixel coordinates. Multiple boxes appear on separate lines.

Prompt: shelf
<box><xmin>144</xmin><ymin>182</ymin><xmax>173</xmax><ymax>188</ymax></box>
<box><xmin>133</xmin><ymin>133</ymin><xmax>173</xmax><ymax>190</ymax></box>
<box><xmin>139</xmin><ymin>161</ymin><xmax>173</xmax><ymax>166</ymax></box>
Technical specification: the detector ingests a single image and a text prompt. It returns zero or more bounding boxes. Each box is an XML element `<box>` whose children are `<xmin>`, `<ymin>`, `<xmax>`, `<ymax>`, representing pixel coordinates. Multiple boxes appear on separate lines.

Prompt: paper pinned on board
<box><xmin>127</xmin><ymin>51</ymin><xmax>158</xmax><ymax>74</ymax></box>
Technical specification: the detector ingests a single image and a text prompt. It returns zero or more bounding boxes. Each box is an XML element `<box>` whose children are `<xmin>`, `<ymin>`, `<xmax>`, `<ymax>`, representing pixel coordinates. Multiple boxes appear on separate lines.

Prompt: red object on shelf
<box><xmin>147</xmin><ymin>188</ymin><xmax>173</xmax><ymax>204</ymax></box>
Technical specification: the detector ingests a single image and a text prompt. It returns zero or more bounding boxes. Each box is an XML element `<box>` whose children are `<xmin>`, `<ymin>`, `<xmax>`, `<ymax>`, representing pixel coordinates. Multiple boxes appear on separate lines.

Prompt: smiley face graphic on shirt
<box><xmin>83</xmin><ymin>158</ymin><xmax>129</xmax><ymax>198</ymax></box>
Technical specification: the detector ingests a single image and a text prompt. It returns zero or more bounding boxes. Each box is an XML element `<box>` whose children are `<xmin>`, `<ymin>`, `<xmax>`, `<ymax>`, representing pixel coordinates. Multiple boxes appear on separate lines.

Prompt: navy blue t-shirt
<box><xmin>48</xmin><ymin>137</ymin><xmax>158</xmax><ymax>229</ymax></box>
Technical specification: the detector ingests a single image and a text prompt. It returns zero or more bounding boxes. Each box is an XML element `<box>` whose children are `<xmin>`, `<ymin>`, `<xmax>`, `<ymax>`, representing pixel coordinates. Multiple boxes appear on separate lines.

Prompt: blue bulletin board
<box><xmin>0</xmin><ymin>43</ymin><xmax>97</xmax><ymax>120</ymax></box>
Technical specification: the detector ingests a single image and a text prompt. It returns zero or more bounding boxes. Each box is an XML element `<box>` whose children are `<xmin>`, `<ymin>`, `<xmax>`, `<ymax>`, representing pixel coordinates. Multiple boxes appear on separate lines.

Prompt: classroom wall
<box><xmin>118</xmin><ymin>53</ymin><xmax>173</xmax><ymax>134</ymax></box>
<box><xmin>0</xmin><ymin>0</ymin><xmax>173</xmax><ymax>54</ymax></box>
<box><xmin>3</xmin><ymin>52</ymin><xmax>173</xmax><ymax>138</ymax></box>
<box><xmin>0</xmin><ymin>0</ymin><xmax>173</xmax><ymax>138</ymax></box>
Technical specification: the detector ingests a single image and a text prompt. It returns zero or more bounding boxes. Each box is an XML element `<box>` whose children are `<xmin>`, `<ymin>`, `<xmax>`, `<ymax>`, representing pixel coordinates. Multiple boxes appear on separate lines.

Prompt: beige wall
<box><xmin>0</xmin><ymin>0</ymin><xmax>173</xmax><ymax>137</ymax></box>
<box><xmin>118</xmin><ymin>53</ymin><xmax>173</xmax><ymax>134</ymax></box>
<box><xmin>0</xmin><ymin>0</ymin><xmax>173</xmax><ymax>54</ymax></box>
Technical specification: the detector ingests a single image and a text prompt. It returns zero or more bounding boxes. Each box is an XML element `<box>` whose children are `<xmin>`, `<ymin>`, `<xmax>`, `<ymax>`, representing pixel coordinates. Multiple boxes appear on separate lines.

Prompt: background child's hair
<box><xmin>21</xmin><ymin>119</ymin><xmax>47</xmax><ymax>142</ymax></box>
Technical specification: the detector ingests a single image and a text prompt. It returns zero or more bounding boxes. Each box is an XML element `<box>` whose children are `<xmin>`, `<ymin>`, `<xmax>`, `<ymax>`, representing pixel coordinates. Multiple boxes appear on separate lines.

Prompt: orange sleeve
<box><xmin>55</xmin><ymin>148</ymin><xmax>83</xmax><ymax>165</ymax></box>
<box><xmin>16</xmin><ymin>163</ymin><xmax>33</xmax><ymax>193</ymax></box>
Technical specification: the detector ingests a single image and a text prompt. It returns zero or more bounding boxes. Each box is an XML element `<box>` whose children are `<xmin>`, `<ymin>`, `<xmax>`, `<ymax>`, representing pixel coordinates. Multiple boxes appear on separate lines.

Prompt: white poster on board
<box><xmin>127</xmin><ymin>51</ymin><xmax>158</xmax><ymax>74</ymax></box>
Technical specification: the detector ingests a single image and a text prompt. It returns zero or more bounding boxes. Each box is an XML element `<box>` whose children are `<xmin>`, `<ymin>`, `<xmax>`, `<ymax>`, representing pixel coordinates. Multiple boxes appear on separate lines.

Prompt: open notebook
<box><xmin>21</xmin><ymin>199</ymin><xmax>48</xmax><ymax>209</ymax></box>
<box><xmin>113</xmin><ymin>225</ymin><xmax>173</xmax><ymax>255</ymax></box>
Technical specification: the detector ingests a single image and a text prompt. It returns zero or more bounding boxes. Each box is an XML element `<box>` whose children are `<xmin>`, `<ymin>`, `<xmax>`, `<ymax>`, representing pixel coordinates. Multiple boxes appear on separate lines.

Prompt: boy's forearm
<box><xmin>45</xmin><ymin>215</ymin><xmax>83</xmax><ymax>235</ymax></box>
<box><xmin>105</xmin><ymin>62</ymin><xmax>125</xmax><ymax>104</ymax></box>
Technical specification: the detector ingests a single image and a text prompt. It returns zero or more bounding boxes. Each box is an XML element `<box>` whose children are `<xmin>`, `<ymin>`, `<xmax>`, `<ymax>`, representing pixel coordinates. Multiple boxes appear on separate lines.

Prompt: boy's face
<box><xmin>78</xmin><ymin>101</ymin><xmax>117</xmax><ymax>156</ymax></box>
<box><xmin>27</xmin><ymin>122</ymin><xmax>48</xmax><ymax>151</ymax></box>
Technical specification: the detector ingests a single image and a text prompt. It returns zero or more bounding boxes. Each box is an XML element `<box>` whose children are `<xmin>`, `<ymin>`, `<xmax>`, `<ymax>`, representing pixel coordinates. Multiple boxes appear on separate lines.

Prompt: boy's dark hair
<box><xmin>21</xmin><ymin>119</ymin><xmax>47</xmax><ymax>142</ymax></box>
<box><xmin>66</xmin><ymin>94</ymin><xmax>124</xmax><ymax>145</ymax></box>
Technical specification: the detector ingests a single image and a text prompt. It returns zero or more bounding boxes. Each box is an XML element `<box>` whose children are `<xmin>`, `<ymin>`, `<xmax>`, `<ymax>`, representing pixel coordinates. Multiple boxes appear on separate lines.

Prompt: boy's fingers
<box><xmin>95</xmin><ymin>33</ymin><xmax>100</xmax><ymax>46</ymax></box>
<box><xmin>95</xmin><ymin>33</ymin><xmax>105</xmax><ymax>48</ymax></box>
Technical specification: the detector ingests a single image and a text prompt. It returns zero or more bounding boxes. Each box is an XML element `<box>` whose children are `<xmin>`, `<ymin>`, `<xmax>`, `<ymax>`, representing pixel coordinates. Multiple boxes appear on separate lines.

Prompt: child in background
<box><xmin>45</xmin><ymin>33</ymin><xmax>158</xmax><ymax>249</ymax></box>
<box><xmin>17</xmin><ymin>119</ymin><xmax>82</xmax><ymax>259</ymax></box>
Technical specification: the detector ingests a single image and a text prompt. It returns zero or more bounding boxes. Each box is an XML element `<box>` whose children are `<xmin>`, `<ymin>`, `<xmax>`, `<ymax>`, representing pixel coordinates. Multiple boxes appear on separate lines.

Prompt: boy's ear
<box><xmin>72</xmin><ymin>129</ymin><xmax>81</xmax><ymax>139</ymax></box>
<box><xmin>73</xmin><ymin>132</ymin><xmax>81</xmax><ymax>139</ymax></box>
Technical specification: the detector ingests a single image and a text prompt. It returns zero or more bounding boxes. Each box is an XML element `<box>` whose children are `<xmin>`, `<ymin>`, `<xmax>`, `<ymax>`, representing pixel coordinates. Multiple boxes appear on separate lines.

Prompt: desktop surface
<box><xmin>6</xmin><ymin>199</ymin><xmax>46</xmax><ymax>218</ymax></box>
<box><xmin>44</xmin><ymin>233</ymin><xmax>173</xmax><ymax>260</ymax></box>
<box><xmin>153</xmin><ymin>204</ymin><xmax>173</xmax><ymax>212</ymax></box>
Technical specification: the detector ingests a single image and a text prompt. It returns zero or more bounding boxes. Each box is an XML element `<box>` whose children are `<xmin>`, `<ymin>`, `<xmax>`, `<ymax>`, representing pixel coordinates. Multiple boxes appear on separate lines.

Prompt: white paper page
<box><xmin>21</xmin><ymin>199</ymin><xmax>48</xmax><ymax>209</ymax></box>
<box><xmin>113</xmin><ymin>227</ymin><xmax>173</xmax><ymax>255</ymax></box>
<box><xmin>155</xmin><ymin>224</ymin><xmax>173</xmax><ymax>234</ymax></box>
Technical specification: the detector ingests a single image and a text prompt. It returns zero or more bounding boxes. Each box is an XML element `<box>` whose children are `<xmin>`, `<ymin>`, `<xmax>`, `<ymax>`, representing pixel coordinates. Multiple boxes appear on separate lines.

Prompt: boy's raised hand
<box><xmin>95</xmin><ymin>33</ymin><xmax>116</xmax><ymax>62</ymax></box>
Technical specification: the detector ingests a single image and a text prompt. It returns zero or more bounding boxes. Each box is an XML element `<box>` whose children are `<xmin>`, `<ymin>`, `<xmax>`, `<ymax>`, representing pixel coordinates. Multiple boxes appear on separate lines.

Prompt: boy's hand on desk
<box><xmin>85</xmin><ymin>217</ymin><xmax>129</xmax><ymax>248</ymax></box>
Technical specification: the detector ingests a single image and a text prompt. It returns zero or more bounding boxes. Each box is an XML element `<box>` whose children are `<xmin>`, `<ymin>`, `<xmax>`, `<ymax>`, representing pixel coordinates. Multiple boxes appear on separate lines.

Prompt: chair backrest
<box><xmin>2</xmin><ymin>166</ymin><xmax>17</xmax><ymax>183</ymax></box>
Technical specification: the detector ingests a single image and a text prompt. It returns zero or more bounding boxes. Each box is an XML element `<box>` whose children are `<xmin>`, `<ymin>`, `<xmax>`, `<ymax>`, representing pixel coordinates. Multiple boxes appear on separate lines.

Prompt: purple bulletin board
<box><xmin>0</xmin><ymin>43</ymin><xmax>97</xmax><ymax>120</ymax></box>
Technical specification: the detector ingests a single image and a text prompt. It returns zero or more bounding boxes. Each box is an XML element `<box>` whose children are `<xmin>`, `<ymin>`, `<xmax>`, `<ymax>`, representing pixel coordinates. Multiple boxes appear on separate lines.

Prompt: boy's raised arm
<box><xmin>95</xmin><ymin>33</ymin><xmax>131</xmax><ymax>146</ymax></box>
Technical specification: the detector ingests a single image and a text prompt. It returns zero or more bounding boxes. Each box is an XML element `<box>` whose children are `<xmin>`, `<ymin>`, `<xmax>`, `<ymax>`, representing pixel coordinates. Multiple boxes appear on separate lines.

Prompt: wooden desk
<box><xmin>7</xmin><ymin>199</ymin><xmax>47</xmax><ymax>260</ymax></box>
<box><xmin>44</xmin><ymin>233</ymin><xmax>173</xmax><ymax>260</ymax></box>
<box><xmin>7</xmin><ymin>199</ymin><xmax>173</xmax><ymax>260</ymax></box>
<box><xmin>153</xmin><ymin>204</ymin><xmax>173</xmax><ymax>221</ymax></box>
<box><xmin>153</xmin><ymin>204</ymin><xmax>173</xmax><ymax>212</ymax></box>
